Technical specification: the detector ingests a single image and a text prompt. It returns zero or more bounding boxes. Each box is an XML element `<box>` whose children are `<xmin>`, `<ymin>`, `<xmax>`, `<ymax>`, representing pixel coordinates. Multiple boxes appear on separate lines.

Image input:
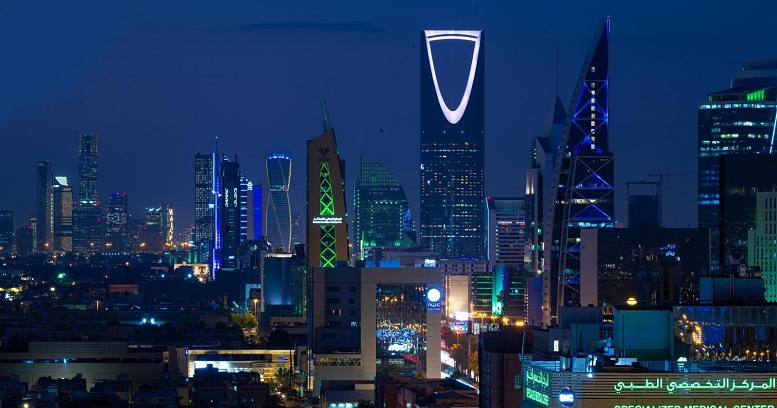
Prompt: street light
<box><xmin>253</xmin><ymin>298</ymin><xmax>259</xmax><ymax>321</ymax></box>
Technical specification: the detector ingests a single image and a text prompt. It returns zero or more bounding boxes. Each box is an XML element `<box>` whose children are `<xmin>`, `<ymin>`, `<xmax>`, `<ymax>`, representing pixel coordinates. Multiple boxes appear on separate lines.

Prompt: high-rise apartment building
<box><xmin>307</xmin><ymin>129</ymin><xmax>348</xmax><ymax>268</ymax></box>
<box><xmin>544</xmin><ymin>18</ymin><xmax>614</xmax><ymax>327</ymax></box>
<box><xmin>105</xmin><ymin>193</ymin><xmax>129</xmax><ymax>252</ymax></box>
<box><xmin>0</xmin><ymin>211</ymin><xmax>12</xmax><ymax>254</ymax></box>
<box><xmin>487</xmin><ymin>197</ymin><xmax>527</xmax><ymax>321</ymax></box>
<box><xmin>353</xmin><ymin>156</ymin><xmax>414</xmax><ymax>261</ymax></box>
<box><xmin>698</xmin><ymin>60</ymin><xmax>777</xmax><ymax>272</ymax></box>
<box><xmin>15</xmin><ymin>226</ymin><xmax>33</xmax><ymax>256</ymax></box>
<box><xmin>52</xmin><ymin>177</ymin><xmax>73</xmax><ymax>252</ymax></box>
<box><xmin>420</xmin><ymin>29</ymin><xmax>486</xmax><ymax>259</ymax></box>
<box><xmin>266</xmin><ymin>154</ymin><xmax>292</xmax><ymax>253</ymax></box>
<box><xmin>35</xmin><ymin>161</ymin><xmax>53</xmax><ymax>252</ymax></box>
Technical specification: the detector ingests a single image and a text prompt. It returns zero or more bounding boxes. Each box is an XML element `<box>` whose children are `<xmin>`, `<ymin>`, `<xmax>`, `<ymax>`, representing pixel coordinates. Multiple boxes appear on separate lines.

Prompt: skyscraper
<box><xmin>353</xmin><ymin>156</ymin><xmax>415</xmax><ymax>260</ymax></box>
<box><xmin>144</xmin><ymin>203</ymin><xmax>174</xmax><ymax>251</ymax></box>
<box><xmin>35</xmin><ymin>161</ymin><xmax>53</xmax><ymax>252</ymax></box>
<box><xmin>52</xmin><ymin>176</ymin><xmax>73</xmax><ymax>252</ymax></box>
<box><xmin>221</xmin><ymin>158</ymin><xmax>241</xmax><ymax>270</ymax></box>
<box><xmin>78</xmin><ymin>134</ymin><xmax>99</xmax><ymax>203</ymax></box>
<box><xmin>748</xmin><ymin>192</ymin><xmax>777</xmax><ymax>301</ymax></box>
<box><xmin>266</xmin><ymin>154</ymin><xmax>292</xmax><ymax>253</ymax></box>
<box><xmin>75</xmin><ymin>134</ymin><xmax>102</xmax><ymax>253</ymax></box>
<box><xmin>105</xmin><ymin>193</ymin><xmax>129</xmax><ymax>252</ymax></box>
<box><xmin>307</xmin><ymin>128</ymin><xmax>348</xmax><ymax>268</ymax></box>
<box><xmin>0</xmin><ymin>211</ymin><xmax>12</xmax><ymax>254</ymax></box>
<box><xmin>420</xmin><ymin>29</ymin><xmax>486</xmax><ymax>259</ymax></box>
<box><xmin>194</xmin><ymin>153</ymin><xmax>216</xmax><ymax>262</ymax></box>
<box><xmin>525</xmin><ymin>98</ymin><xmax>565</xmax><ymax>297</ymax></box>
<box><xmin>698</xmin><ymin>60</ymin><xmax>777</xmax><ymax>272</ymax></box>
<box><xmin>544</xmin><ymin>18</ymin><xmax>614</xmax><ymax>327</ymax></box>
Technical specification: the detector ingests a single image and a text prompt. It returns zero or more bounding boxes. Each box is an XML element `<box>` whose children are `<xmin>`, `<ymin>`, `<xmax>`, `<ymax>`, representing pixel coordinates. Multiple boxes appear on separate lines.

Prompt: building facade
<box><xmin>749</xmin><ymin>192</ymin><xmax>777</xmax><ymax>301</ymax></box>
<box><xmin>544</xmin><ymin>18</ymin><xmax>615</xmax><ymax>327</ymax></box>
<box><xmin>698</xmin><ymin>60</ymin><xmax>777</xmax><ymax>273</ymax></box>
<box><xmin>35</xmin><ymin>160</ymin><xmax>53</xmax><ymax>252</ymax></box>
<box><xmin>420</xmin><ymin>29</ymin><xmax>486</xmax><ymax>259</ymax></box>
<box><xmin>194</xmin><ymin>153</ymin><xmax>216</xmax><ymax>265</ymax></box>
<box><xmin>306</xmin><ymin>129</ymin><xmax>349</xmax><ymax>268</ymax></box>
<box><xmin>266</xmin><ymin>154</ymin><xmax>293</xmax><ymax>253</ymax></box>
<box><xmin>105</xmin><ymin>193</ymin><xmax>129</xmax><ymax>252</ymax></box>
<box><xmin>52</xmin><ymin>177</ymin><xmax>73</xmax><ymax>252</ymax></box>
<box><xmin>221</xmin><ymin>159</ymin><xmax>241</xmax><ymax>270</ymax></box>
<box><xmin>308</xmin><ymin>267</ymin><xmax>442</xmax><ymax>402</ymax></box>
<box><xmin>0</xmin><ymin>210</ymin><xmax>12</xmax><ymax>254</ymax></box>
<box><xmin>353</xmin><ymin>156</ymin><xmax>414</xmax><ymax>261</ymax></box>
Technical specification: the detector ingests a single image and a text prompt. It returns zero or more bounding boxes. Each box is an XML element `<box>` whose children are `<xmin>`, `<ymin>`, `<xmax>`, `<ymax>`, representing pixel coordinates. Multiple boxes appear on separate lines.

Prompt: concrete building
<box><xmin>308</xmin><ymin>267</ymin><xmax>442</xmax><ymax>403</ymax></box>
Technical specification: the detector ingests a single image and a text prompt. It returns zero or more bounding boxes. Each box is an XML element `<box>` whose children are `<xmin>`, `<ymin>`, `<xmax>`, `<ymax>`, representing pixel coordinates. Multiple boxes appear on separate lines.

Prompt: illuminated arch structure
<box><xmin>543</xmin><ymin>18</ymin><xmax>615</xmax><ymax>327</ymax></box>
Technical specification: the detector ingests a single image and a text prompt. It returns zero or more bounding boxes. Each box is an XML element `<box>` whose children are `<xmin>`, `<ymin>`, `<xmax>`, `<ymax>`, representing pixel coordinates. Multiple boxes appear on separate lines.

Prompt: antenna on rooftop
<box><xmin>321</xmin><ymin>97</ymin><xmax>332</xmax><ymax>131</ymax></box>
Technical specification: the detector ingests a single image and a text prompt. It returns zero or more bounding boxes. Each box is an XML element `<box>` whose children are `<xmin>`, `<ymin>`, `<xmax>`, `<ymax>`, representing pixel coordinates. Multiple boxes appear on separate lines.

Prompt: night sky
<box><xmin>1</xmin><ymin>1</ymin><xmax>775</xmax><ymax>234</ymax></box>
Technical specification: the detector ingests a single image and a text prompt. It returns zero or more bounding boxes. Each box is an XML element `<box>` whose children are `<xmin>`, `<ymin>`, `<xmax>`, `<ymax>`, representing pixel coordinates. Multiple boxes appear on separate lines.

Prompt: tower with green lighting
<box><xmin>307</xmin><ymin>129</ymin><xmax>349</xmax><ymax>268</ymax></box>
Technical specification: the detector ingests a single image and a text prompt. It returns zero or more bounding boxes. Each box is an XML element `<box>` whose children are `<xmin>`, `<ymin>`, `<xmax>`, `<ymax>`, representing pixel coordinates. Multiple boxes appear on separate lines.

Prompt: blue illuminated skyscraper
<box><xmin>543</xmin><ymin>18</ymin><xmax>614</xmax><ymax>327</ymax></box>
<box><xmin>420</xmin><ymin>29</ymin><xmax>486</xmax><ymax>259</ymax></box>
<box><xmin>266</xmin><ymin>154</ymin><xmax>292</xmax><ymax>253</ymax></box>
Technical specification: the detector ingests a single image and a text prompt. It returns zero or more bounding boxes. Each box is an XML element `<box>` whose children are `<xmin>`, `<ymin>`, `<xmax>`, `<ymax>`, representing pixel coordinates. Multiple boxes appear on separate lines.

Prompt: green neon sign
<box><xmin>613</xmin><ymin>377</ymin><xmax>777</xmax><ymax>394</ymax></box>
<box><xmin>525</xmin><ymin>388</ymin><xmax>549</xmax><ymax>406</ymax></box>
<box><xmin>747</xmin><ymin>89</ymin><xmax>766</xmax><ymax>101</ymax></box>
<box><xmin>526</xmin><ymin>367</ymin><xmax>550</xmax><ymax>388</ymax></box>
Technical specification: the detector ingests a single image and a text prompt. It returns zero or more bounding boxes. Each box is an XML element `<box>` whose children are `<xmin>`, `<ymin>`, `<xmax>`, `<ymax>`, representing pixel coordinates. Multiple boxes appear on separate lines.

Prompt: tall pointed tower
<box><xmin>543</xmin><ymin>18</ymin><xmax>614</xmax><ymax>327</ymax></box>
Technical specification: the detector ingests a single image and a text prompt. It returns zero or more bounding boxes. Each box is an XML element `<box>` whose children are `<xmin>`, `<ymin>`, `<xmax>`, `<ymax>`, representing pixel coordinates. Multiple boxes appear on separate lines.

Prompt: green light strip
<box><xmin>320</xmin><ymin>225</ymin><xmax>336</xmax><ymax>268</ymax></box>
<box><xmin>320</xmin><ymin>163</ymin><xmax>334</xmax><ymax>216</ymax></box>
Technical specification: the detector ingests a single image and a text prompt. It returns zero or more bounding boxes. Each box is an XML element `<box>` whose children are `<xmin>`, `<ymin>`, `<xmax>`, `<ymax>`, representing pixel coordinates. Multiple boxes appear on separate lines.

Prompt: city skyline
<box><xmin>1</xmin><ymin>2</ymin><xmax>775</xmax><ymax>235</ymax></box>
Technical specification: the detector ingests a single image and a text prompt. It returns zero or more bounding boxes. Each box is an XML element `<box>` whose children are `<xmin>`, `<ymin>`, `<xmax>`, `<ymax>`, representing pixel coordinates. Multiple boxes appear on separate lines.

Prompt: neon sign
<box><xmin>525</xmin><ymin>388</ymin><xmax>549</xmax><ymax>406</ymax></box>
<box><xmin>614</xmin><ymin>377</ymin><xmax>777</xmax><ymax>394</ymax></box>
<box><xmin>526</xmin><ymin>367</ymin><xmax>550</xmax><ymax>388</ymax></box>
<box><xmin>312</xmin><ymin>217</ymin><xmax>343</xmax><ymax>225</ymax></box>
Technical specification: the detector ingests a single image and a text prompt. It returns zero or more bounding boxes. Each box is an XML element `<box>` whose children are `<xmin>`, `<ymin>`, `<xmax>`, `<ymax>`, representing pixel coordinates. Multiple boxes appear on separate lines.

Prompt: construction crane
<box><xmin>647</xmin><ymin>171</ymin><xmax>696</xmax><ymax>227</ymax></box>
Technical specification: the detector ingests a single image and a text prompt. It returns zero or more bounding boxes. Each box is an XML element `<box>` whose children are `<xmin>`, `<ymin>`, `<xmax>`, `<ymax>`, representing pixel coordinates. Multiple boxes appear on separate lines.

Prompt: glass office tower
<box><xmin>698</xmin><ymin>60</ymin><xmax>777</xmax><ymax>273</ymax></box>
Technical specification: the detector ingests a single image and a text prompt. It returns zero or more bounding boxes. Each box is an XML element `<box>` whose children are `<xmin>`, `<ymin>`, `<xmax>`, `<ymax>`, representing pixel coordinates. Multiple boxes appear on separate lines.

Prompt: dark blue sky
<box><xmin>1</xmin><ymin>1</ymin><xmax>775</xmax><ymax>233</ymax></box>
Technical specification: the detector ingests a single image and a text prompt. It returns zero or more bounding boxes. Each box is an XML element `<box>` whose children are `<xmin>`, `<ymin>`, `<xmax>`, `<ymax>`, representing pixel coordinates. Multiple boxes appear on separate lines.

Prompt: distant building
<box><xmin>0</xmin><ymin>210</ymin><xmax>13</xmax><ymax>254</ymax></box>
<box><xmin>420</xmin><ymin>29</ymin><xmax>486</xmax><ymax>259</ymax></box>
<box><xmin>105</xmin><ymin>193</ymin><xmax>129</xmax><ymax>252</ymax></box>
<box><xmin>580</xmin><ymin>227</ymin><xmax>710</xmax><ymax>307</ymax></box>
<box><xmin>479</xmin><ymin>328</ymin><xmax>525</xmax><ymax>408</ymax></box>
<box><xmin>749</xmin><ymin>192</ymin><xmax>777</xmax><ymax>301</ymax></box>
<box><xmin>266</xmin><ymin>154</ymin><xmax>293</xmax><ymax>253</ymax></box>
<box><xmin>36</xmin><ymin>160</ymin><xmax>53</xmax><ymax>252</ymax></box>
<box><xmin>290</xmin><ymin>212</ymin><xmax>302</xmax><ymax>248</ymax></box>
<box><xmin>76</xmin><ymin>134</ymin><xmax>102</xmax><ymax>254</ymax></box>
<box><xmin>144</xmin><ymin>203</ymin><xmax>173</xmax><ymax>251</ymax></box>
<box><xmin>78</xmin><ymin>134</ymin><xmax>99</xmax><ymax>203</ymax></box>
<box><xmin>698</xmin><ymin>60</ymin><xmax>777</xmax><ymax>273</ymax></box>
<box><xmin>221</xmin><ymin>159</ymin><xmax>241</xmax><ymax>270</ymax></box>
<box><xmin>719</xmin><ymin>154</ymin><xmax>777</xmax><ymax>271</ymax></box>
<box><xmin>194</xmin><ymin>153</ymin><xmax>216</xmax><ymax>262</ymax></box>
<box><xmin>353</xmin><ymin>156</ymin><xmax>414</xmax><ymax>261</ymax></box>
<box><xmin>52</xmin><ymin>176</ymin><xmax>73</xmax><ymax>252</ymax></box>
<box><xmin>306</xmin><ymin>129</ymin><xmax>348</xmax><ymax>268</ymax></box>
<box><xmin>487</xmin><ymin>197</ymin><xmax>527</xmax><ymax>322</ymax></box>
<box><xmin>15</xmin><ymin>226</ymin><xmax>33</xmax><ymax>255</ymax></box>
<box><xmin>626</xmin><ymin>181</ymin><xmax>660</xmax><ymax>228</ymax></box>
<box><xmin>261</xmin><ymin>253</ymin><xmax>307</xmax><ymax>317</ymax></box>
<box><xmin>72</xmin><ymin>202</ymin><xmax>102</xmax><ymax>253</ymax></box>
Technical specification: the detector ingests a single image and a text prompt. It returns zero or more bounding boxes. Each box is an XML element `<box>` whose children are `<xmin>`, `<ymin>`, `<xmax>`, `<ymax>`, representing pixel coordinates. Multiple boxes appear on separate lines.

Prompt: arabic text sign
<box><xmin>613</xmin><ymin>377</ymin><xmax>777</xmax><ymax>395</ymax></box>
